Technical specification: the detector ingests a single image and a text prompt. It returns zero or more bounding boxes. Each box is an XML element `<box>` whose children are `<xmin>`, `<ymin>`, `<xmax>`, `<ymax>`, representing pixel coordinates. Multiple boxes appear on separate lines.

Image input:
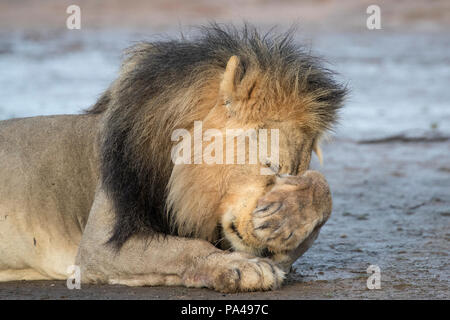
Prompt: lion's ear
<box><xmin>219</xmin><ymin>55</ymin><xmax>240</xmax><ymax>108</ymax></box>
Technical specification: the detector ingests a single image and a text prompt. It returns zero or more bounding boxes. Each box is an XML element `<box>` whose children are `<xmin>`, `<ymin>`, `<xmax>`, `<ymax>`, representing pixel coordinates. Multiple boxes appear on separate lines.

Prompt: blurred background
<box><xmin>0</xmin><ymin>0</ymin><xmax>448</xmax><ymax>299</ymax></box>
<box><xmin>0</xmin><ymin>0</ymin><xmax>449</xmax><ymax>139</ymax></box>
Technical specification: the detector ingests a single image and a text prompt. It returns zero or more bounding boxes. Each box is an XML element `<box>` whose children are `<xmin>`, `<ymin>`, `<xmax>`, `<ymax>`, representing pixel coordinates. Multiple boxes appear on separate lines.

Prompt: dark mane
<box><xmin>88</xmin><ymin>23</ymin><xmax>347</xmax><ymax>249</ymax></box>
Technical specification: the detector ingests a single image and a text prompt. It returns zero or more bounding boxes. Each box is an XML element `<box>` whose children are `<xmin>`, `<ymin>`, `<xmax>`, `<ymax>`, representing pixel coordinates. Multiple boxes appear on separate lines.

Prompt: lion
<box><xmin>0</xmin><ymin>24</ymin><xmax>346</xmax><ymax>292</ymax></box>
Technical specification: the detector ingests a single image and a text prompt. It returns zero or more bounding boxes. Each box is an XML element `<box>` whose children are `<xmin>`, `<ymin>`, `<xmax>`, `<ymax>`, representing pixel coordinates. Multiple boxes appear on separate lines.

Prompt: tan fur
<box><xmin>0</xmin><ymin>115</ymin><xmax>99</xmax><ymax>280</ymax></box>
<box><xmin>0</xmin><ymin>35</ymin><xmax>342</xmax><ymax>291</ymax></box>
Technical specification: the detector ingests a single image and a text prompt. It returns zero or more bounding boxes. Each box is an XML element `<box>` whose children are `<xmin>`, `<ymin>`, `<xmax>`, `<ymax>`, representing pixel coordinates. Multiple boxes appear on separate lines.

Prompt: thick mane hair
<box><xmin>86</xmin><ymin>23</ymin><xmax>347</xmax><ymax>249</ymax></box>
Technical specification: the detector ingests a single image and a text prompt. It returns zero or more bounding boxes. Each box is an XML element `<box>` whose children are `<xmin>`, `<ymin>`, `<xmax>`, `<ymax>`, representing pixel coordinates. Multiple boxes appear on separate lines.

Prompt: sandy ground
<box><xmin>0</xmin><ymin>0</ymin><xmax>449</xmax><ymax>299</ymax></box>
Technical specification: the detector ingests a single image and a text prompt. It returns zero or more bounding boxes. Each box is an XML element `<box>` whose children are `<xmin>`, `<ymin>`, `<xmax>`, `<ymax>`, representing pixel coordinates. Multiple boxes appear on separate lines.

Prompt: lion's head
<box><xmin>87</xmin><ymin>24</ymin><xmax>346</xmax><ymax>254</ymax></box>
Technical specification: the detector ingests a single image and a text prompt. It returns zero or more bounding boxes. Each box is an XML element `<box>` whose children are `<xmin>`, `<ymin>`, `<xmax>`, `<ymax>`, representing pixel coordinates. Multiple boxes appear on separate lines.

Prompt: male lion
<box><xmin>0</xmin><ymin>25</ymin><xmax>346</xmax><ymax>292</ymax></box>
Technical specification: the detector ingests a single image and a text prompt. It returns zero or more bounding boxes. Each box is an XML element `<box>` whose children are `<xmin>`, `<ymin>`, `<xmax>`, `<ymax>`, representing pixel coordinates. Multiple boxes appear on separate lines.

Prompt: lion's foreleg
<box><xmin>75</xmin><ymin>188</ymin><xmax>284</xmax><ymax>292</ymax></box>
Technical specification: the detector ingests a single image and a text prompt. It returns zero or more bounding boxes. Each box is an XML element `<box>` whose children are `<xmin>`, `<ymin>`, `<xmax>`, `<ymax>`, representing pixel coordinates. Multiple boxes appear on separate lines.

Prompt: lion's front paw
<box><xmin>210</xmin><ymin>252</ymin><xmax>285</xmax><ymax>293</ymax></box>
<box><xmin>251</xmin><ymin>171</ymin><xmax>332</xmax><ymax>253</ymax></box>
<box><xmin>184</xmin><ymin>252</ymin><xmax>285</xmax><ymax>293</ymax></box>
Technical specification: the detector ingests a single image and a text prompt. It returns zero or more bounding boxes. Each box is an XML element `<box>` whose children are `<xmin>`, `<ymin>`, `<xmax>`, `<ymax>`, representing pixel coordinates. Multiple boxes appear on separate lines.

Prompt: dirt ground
<box><xmin>0</xmin><ymin>0</ymin><xmax>448</xmax><ymax>300</ymax></box>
